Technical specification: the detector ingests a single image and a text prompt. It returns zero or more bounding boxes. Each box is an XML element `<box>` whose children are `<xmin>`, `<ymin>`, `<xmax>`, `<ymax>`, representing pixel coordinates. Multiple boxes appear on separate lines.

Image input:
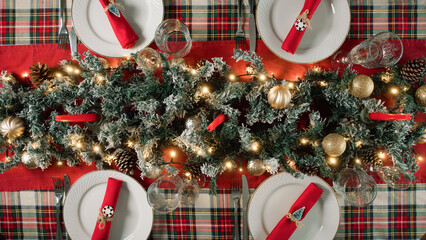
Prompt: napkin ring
<box><xmin>294</xmin><ymin>9</ymin><xmax>311</xmax><ymax>31</ymax></box>
<box><xmin>285</xmin><ymin>206</ymin><xmax>305</xmax><ymax>228</ymax></box>
<box><xmin>97</xmin><ymin>206</ymin><xmax>114</xmax><ymax>229</ymax></box>
<box><xmin>104</xmin><ymin>0</ymin><xmax>124</xmax><ymax>18</ymax></box>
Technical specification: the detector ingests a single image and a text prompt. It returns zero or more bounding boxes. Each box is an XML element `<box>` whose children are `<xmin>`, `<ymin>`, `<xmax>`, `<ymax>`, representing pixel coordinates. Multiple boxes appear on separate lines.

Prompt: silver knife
<box><xmin>242</xmin><ymin>175</ymin><xmax>249</xmax><ymax>240</ymax></box>
<box><xmin>248</xmin><ymin>0</ymin><xmax>256</xmax><ymax>53</ymax></box>
<box><xmin>69</xmin><ymin>25</ymin><xmax>77</xmax><ymax>56</ymax></box>
<box><xmin>64</xmin><ymin>174</ymin><xmax>71</xmax><ymax>240</ymax></box>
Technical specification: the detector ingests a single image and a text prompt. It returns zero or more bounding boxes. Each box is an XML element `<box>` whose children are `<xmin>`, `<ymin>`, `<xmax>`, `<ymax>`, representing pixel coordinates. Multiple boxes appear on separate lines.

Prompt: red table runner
<box><xmin>0</xmin><ymin>39</ymin><xmax>425</xmax><ymax>191</ymax></box>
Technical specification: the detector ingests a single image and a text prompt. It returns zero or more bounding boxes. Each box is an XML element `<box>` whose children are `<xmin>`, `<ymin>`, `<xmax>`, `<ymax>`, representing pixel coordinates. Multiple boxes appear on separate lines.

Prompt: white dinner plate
<box><xmin>63</xmin><ymin>170</ymin><xmax>153</xmax><ymax>240</ymax></box>
<box><xmin>248</xmin><ymin>172</ymin><xmax>340</xmax><ymax>240</ymax></box>
<box><xmin>257</xmin><ymin>0</ymin><xmax>350</xmax><ymax>63</ymax></box>
<box><xmin>72</xmin><ymin>0</ymin><xmax>164</xmax><ymax>58</ymax></box>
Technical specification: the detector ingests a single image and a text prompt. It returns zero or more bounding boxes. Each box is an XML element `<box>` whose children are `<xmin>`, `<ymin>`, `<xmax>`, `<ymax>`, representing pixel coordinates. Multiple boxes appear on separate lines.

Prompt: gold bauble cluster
<box><xmin>1</xmin><ymin>116</ymin><xmax>25</xmax><ymax>139</ymax></box>
<box><xmin>247</xmin><ymin>159</ymin><xmax>266</xmax><ymax>176</ymax></box>
<box><xmin>349</xmin><ymin>75</ymin><xmax>374</xmax><ymax>98</ymax></box>
<box><xmin>322</xmin><ymin>133</ymin><xmax>346</xmax><ymax>157</ymax></box>
<box><xmin>267</xmin><ymin>85</ymin><xmax>291</xmax><ymax>109</ymax></box>
<box><xmin>415</xmin><ymin>85</ymin><xmax>426</xmax><ymax>107</ymax></box>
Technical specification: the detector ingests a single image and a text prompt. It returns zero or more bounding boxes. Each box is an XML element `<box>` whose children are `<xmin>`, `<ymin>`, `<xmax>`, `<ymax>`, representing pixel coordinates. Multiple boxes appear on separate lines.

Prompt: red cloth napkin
<box><xmin>266</xmin><ymin>182</ymin><xmax>323</xmax><ymax>240</ymax></box>
<box><xmin>281</xmin><ymin>0</ymin><xmax>322</xmax><ymax>54</ymax></box>
<box><xmin>99</xmin><ymin>0</ymin><xmax>139</xmax><ymax>49</ymax></box>
<box><xmin>92</xmin><ymin>177</ymin><xmax>123</xmax><ymax>240</ymax></box>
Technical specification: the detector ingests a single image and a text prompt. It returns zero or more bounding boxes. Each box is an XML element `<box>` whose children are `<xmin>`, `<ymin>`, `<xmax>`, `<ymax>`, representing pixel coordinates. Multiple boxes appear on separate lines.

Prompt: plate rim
<box><xmin>256</xmin><ymin>0</ymin><xmax>351</xmax><ymax>64</ymax></box>
<box><xmin>71</xmin><ymin>0</ymin><xmax>164</xmax><ymax>58</ymax></box>
<box><xmin>63</xmin><ymin>170</ymin><xmax>153</xmax><ymax>239</ymax></box>
<box><xmin>247</xmin><ymin>172</ymin><xmax>341</xmax><ymax>239</ymax></box>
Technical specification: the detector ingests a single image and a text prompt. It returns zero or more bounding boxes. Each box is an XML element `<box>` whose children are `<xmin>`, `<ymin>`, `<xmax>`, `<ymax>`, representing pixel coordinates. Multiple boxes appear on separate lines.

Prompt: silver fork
<box><xmin>57</xmin><ymin>0</ymin><xmax>69</xmax><ymax>49</ymax></box>
<box><xmin>235</xmin><ymin>0</ymin><xmax>245</xmax><ymax>50</ymax></box>
<box><xmin>231</xmin><ymin>182</ymin><xmax>241</xmax><ymax>240</ymax></box>
<box><xmin>53</xmin><ymin>177</ymin><xmax>64</xmax><ymax>240</ymax></box>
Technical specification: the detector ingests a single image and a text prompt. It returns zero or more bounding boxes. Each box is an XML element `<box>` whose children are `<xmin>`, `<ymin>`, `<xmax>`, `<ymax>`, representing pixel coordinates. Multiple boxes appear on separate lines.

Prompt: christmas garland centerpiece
<box><xmin>0</xmin><ymin>50</ymin><xmax>425</xmax><ymax>191</ymax></box>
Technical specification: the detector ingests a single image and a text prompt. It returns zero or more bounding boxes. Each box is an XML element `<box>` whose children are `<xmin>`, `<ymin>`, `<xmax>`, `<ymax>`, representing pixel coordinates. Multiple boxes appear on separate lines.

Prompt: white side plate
<box><xmin>257</xmin><ymin>0</ymin><xmax>350</xmax><ymax>63</ymax></box>
<box><xmin>248</xmin><ymin>172</ymin><xmax>340</xmax><ymax>240</ymax></box>
<box><xmin>63</xmin><ymin>170</ymin><xmax>153</xmax><ymax>240</ymax></box>
<box><xmin>72</xmin><ymin>0</ymin><xmax>163</xmax><ymax>58</ymax></box>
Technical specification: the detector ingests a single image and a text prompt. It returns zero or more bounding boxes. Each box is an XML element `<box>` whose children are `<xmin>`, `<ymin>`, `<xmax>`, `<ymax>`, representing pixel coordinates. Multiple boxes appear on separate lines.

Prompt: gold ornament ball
<box><xmin>322</xmin><ymin>133</ymin><xmax>346</xmax><ymax>157</ymax></box>
<box><xmin>98</xmin><ymin>57</ymin><xmax>110</xmax><ymax>69</ymax></box>
<box><xmin>21</xmin><ymin>151</ymin><xmax>38</xmax><ymax>169</ymax></box>
<box><xmin>144</xmin><ymin>162</ymin><xmax>163</xmax><ymax>179</ymax></box>
<box><xmin>268</xmin><ymin>85</ymin><xmax>291</xmax><ymax>109</ymax></box>
<box><xmin>349</xmin><ymin>75</ymin><xmax>374</xmax><ymax>98</ymax></box>
<box><xmin>247</xmin><ymin>159</ymin><xmax>266</xmax><ymax>176</ymax></box>
<box><xmin>1</xmin><ymin>116</ymin><xmax>25</xmax><ymax>138</ymax></box>
<box><xmin>415</xmin><ymin>85</ymin><xmax>426</xmax><ymax>107</ymax></box>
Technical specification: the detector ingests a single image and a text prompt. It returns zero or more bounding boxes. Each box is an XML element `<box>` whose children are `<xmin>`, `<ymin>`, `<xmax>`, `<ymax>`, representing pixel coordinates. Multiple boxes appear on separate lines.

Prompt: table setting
<box><xmin>0</xmin><ymin>0</ymin><xmax>425</xmax><ymax>239</ymax></box>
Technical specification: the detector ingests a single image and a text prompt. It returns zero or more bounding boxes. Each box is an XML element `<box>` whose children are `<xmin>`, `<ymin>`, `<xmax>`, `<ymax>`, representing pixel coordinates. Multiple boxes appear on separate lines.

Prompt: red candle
<box><xmin>369</xmin><ymin>112</ymin><xmax>411</xmax><ymax>121</ymax></box>
<box><xmin>207</xmin><ymin>113</ymin><xmax>226</xmax><ymax>132</ymax></box>
<box><xmin>55</xmin><ymin>113</ymin><xmax>98</xmax><ymax>122</ymax></box>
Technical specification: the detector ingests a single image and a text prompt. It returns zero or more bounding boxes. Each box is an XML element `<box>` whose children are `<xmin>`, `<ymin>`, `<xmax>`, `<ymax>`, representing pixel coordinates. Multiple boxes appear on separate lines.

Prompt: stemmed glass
<box><xmin>334</xmin><ymin>168</ymin><xmax>377</xmax><ymax>207</ymax></box>
<box><xmin>331</xmin><ymin>31</ymin><xmax>403</xmax><ymax>70</ymax></box>
<box><xmin>378</xmin><ymin>166</ymin><xmax>412</xmax><ymax>190</ymax></box>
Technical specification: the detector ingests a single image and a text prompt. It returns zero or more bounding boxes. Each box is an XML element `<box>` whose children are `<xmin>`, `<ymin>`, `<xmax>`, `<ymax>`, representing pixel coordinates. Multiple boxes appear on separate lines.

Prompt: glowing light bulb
<box><xmin>191</xmin><ymin>69</ymin><xmax>197</xmax><ymax>75</ymax></box>
<box><xmin>225</xmin><ymin>161</ymin><xmax>234</xmax><ymax>169</ymax></box>
<box><xmin>56</xmin><ymin>73</ymin><xmax>62</xmax><ymax>78</ymax></box>
<box><xmin>76</xmin><ymin>142</ymin><xmax>83</xmax><ymax>149</ymax></box>
<box><xmin>287</xmin><ymin>82</ymin><xmax>295</xmax><ymax>89</ymax></box>
<box><xmin>6</xmin><ymin>139</ymin><xmax>12</xmax><ymax>144</ymax></box>
<box><xmin>229</xmin><ymin>74</ymin><xmax>236</xmax><ymax>81</ymax></box>
<box><xmin>390</xmin><ymin>87</ymin><xmax>399</xmax><ymax>95</ymax></box>
<box><xmin>93</xmin><ymin>145</ymin><xmax>101</xmax><ymax>153</ymax></box>
<box><xmin>66</xmin><ymin>66</ymin><xmax>73</xmax><ymax>73</ymax></box>
<box><xmin>329</xmin><ymin>157</ymin><xmax>337</xmax><ymax>165</ymax></box>
<box><xmin>355</xmin><ymin>158</ymin><xmax>361</xmax><ymax>164</ymax></box>
<box><xmin>300</xmin><ymin>138</ymin><xmax>309</xmax><ymax>145</ymax></box>
<box><xmin>170</xmin><ymin>151</ymin><xmax>176</xmax><ymax>158</ymax></box>
<box><xmin>259</xmin><ymin>74</ymin><xmax>267</xmax><ymax>81</ymax></box>
<box><xmin>127</xmin><ymin>141</ymin><xmax>134</xmax><ymax>147</ymax></box>
<box><xmin>251</xmin><ymin>142</ymin><xmax>259</xmax><ymax>152</ymax></box>
<box><xmin>57</xmin><ymin>161</ymin><xmax>63</xmax><ymax>166</ymax></box>
<box><xmin>356</xmin><ymin>140</ymin><xmax>363</xmax><ymax>148</ymax></box>
<box><xmin>239</xmin><ymin>167</ymin><xmax>243</xmax><ymax>172</ymax></box>
<box><xmin>208</xmin><ymin>147</ymin><xmax>214</xmax><ymax>153</ymax></box>
<box><xmin>418</xmin><ymin>156</ymin><xmax>423</xmax><ymax>161</ymax></box>
<box><xmin>378</xmin><ymin>152</ymin><xmax>386</xmax><ymax>159</ymax></box>
<box><xmin>201</xmin><ymin>86</ymin><xmax>210</xmax><ymax>94</ymax></box>
<box><xmin>313</xmin><ymin>66</ymin><xmax>321</xmax><ymax>72</ymax></box>
<box><xmin>74</xmin><ymin>69</ymin><xmax>80</xmax><ymax>74</ymax></box>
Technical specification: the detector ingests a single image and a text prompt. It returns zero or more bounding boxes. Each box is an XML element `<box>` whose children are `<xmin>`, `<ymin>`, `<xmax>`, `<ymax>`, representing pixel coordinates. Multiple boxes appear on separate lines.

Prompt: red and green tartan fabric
<box><xmin>0</xmin><ymin>0</ymin><xmax>425</xmax><ymax>45</ymax></box>
<box><xmin>1</xmin><ymin>186</ymin><xmax>425</xmax><ymax>239</ymax></box>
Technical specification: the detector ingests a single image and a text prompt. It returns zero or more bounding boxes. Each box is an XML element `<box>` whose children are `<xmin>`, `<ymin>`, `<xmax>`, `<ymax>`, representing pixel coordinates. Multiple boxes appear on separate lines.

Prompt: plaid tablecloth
<box><xmin>1</xmin><ymin>185</ymin><xmax>425</xmax><ymax>240</ymax></box>
<box><xmin>0</xmin><ymin>0</ymin><xmax>425</xmax><ymax>45</ymax></box>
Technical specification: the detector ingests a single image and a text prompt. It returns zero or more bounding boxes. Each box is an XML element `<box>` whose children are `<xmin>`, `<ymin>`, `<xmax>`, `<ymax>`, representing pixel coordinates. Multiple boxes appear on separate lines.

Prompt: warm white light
<box><xmin>313</xmin><ymin>66</ymin><xmax>321</xmax><ymax>72</ymax></box>
<box><xmin>356</xmin><ymin>141</ymin><xmax>363</xmax><ymax>148</ymax></box>
<box><xmin>287</xmin><ymin>82</ymin><xmax>295</xmax><ymax>89</ymax></box>
<box><xmin>75</xmin><ymin>142</ymin><xmax>83</xmax><ymax>149</ymax></box>
<box><xmin>251</xmin><ymin>142</ymin><xmax>259</xmax><ymax>152</ymax></box>
<box><xmin>56</xmin><ymin>73</ymin><xmax>62</xmax><ymax>78</ymax></box>
<box><xmin>57</xmin><ymin>161</ymin><xmax>63</xmax><ymax>166</ymax></box>
<box><xmin>93</xmin><ymin>145</ymin><xmax>101</xmax><ymax>153</ymax></box>
<box><xmin>197</xmin><ymin>149</ymin><xmax>204</xmax><ymax>155</ymax></box>
<box><xmin>319</xmin><ymin>81</ymin><xmax>328</xmax><ymax>87</ymax></box>
<box><xmin>23</xmin><ymin>73</ymin><xmax>28</xmax><ymax>78</ymax></box>
<box><xmin>259</xmin><ymin>74</ymin><xmax>267</xmax><ymax>81</ymax></box>
<box><xmin>329</xmin><ymin>157</ymin><xmax>337</xmax><ymax>164</ymax></box>
<box><xmin>127</xmin><ymin>141</ymin><xmax>134</xmax><ymax>147</ymax></box>
<box><xmin>378</xmin><ymin>152</ymin><xmax>386</xmax><ymax>159</ymax></box>
<box><xmin>66</xmin><ymin>66</ymin><xmax>73</xmax><ymax>73</ymax></box>
<box><xmin>208</xmin><ymin>147</ymin><xmax>214</xmax><ymax>153</ymax></box>
<box><xmin>74</xmin><ymin>69</ymin><xmax>80</xmax><ymax>74</ymax></box>
<box><xmin>6</xmin><ymin>139</ymin><xmax>12</xmax><ymax>144</ymax></box>
<box><xmin>170</xmin><ymin>151</ymin><xmax>176</xmax><ymax>158</ymax></box>
<box><xmin>185</xmin><ymin>172</ymin><xmax>191</xmax><ymax>177</ymax></box>
<box><xmin>390</xmin><ymin>87</ymin><xmax>399</xmax><ymax>95</ymax></box>
<box><xmin>239</xmin><ymin>167</ymin><xmax>243</xmax><ymax>172</ymax></box>
<box><xmin>418</xmin><ymin>156</ymin><xmax>423</xmax><ymax>161</ymax></box>
<box><xmin>300</xmin><ymin>138</ymin><xmax>309</xmax><ymax>145</ymax></box>
<box><xmin>229</xmin><ymin>74</ymin><xmax>236</xmax><ymax>81</ymax></box>
<box><xmin>355</xmin><ymin>158</ymin><xmax>361</xmax><ymax>164</ymax></box>
<box><xmin>201</xmin><ymin>86</ymin><xmax>210</xmax><ymax>94</ymax></box>
<box><xmin>225</xmin><ymin>161</ymin><xmax>234</xmax><ymax>169</ymax></box>
<box><xmin>191</xmin><ymin>69</ymin><xmax>197</xmax><ymax>75</ymax></box>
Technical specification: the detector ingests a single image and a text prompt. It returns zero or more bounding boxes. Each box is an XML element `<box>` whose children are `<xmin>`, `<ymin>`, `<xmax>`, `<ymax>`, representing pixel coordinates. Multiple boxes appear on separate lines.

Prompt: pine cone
<box><xmin>295</xmin><ymin>162</ymin><xmax>320</xmax><ymax>176</ymax></box>
<box><xmin>400</xmin><ymin>57</ymin><xmax>426</xmax><ymax>85</ymax></box>
<box><xmin>112</xmin><ymin>148</ymin><xmax>136</xmax><ymax>175</ymax></box>
<box><xmin>29</xmin><ymin>62</ymin><xmax>55</xmax><ymax>87</ymax></box>
<box><xmin>186</xmin><ymin>163</ymin><xmax>203</xmax><ymax>179</ymax></box>
<box><xmin>359</xmin><ymin>149</ymin><xmax>383</xmax><ymax>170</ymax></box>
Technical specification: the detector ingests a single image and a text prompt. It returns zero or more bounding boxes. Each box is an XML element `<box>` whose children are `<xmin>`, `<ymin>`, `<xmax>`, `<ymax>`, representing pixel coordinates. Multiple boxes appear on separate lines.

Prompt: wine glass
<box><xmin>147</xmin><ymin>174</ymin><xmax>183</xmax><ymax>213</ymax></box>
<box><xmin>334</xmin><ymin>168</ymin><xmax>377</xmax><ymax>207</ymax></box>
<box><xmin>154</xmin><ymin>19</ymin><xmax>192</xmax><ymax>58</ymax></box>
<box><xmin>180</xmin><ymin>179</ymin><xmax>200</xmax><ymax>206</ymax></box>
<box><xmin>332</xmin><ymin>31</ymin><xmax>403</xmax><ymax>70</ymax></box>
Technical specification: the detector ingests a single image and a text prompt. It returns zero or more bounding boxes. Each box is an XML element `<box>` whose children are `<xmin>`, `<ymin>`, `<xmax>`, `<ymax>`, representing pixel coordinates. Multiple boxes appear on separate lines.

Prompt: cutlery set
<box><xmin>58</xmin><ymin>0</ymin><xmax>77</xmax><ymax>54</ymax></box>
<box><xmin>52</xmin><ymin>174</ymin><xmax>71</xmax><ymax>240</ymax></box>
<box><xmin>236</xmin><ymin>0</ymin><xmax>256</xmax><ymax>53</ymax></box>
<box><xmin>232</xmin><ymin>174</ymin><xmax>250</xmax><ymax>240</ymax></box>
